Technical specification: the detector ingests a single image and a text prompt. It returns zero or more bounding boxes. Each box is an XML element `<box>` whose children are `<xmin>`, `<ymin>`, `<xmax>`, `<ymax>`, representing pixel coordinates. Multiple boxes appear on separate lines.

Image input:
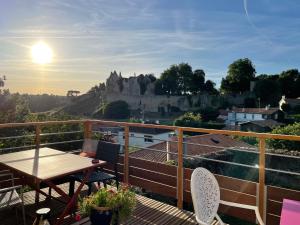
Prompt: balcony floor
<box><xmin>0</xmin><ymin>183</ymin><xmax>198</xmax><ymax>225</ymax></box>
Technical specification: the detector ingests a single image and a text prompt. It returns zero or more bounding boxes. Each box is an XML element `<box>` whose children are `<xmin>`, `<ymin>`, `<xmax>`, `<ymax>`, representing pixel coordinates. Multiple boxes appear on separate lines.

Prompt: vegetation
<box><xmin>79</xmin><ymin>186</ymin><xmax>136</xmax><ymax>223</ymax></box>
<box><xmin>267</xmin><ymin>123</ymin><xmax>300</xmax><ymax>151</ymax></box>
<box><xmin>103</xmin><ymin>100</ymin><xmax>130</xmax><ymax>119</ymax></box>
<box><xmin>173</xmin><ymin>112</ymin><xmax>202</xmax><ymax>128</ymax></box>
<box><xmin>194</xmin><ymin>107</ymin><xmax>219</xmax><ymax>122</ymax></box>
<box><xmin>154</xmin><ymin>63</ymin><xmax>218</xmax><ymax>96</ymax></box>
<box><xmin>221</xmin><ymin>58</ymin><xmax>256</xmax><ymax>94</ymax></box>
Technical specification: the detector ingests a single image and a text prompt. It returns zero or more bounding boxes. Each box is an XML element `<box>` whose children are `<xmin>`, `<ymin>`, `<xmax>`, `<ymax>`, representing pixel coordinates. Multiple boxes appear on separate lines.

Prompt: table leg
<box><xmin>45</xmin><ymin>169</ymin><xmax>93</xmax><ymax>225</ymax></box>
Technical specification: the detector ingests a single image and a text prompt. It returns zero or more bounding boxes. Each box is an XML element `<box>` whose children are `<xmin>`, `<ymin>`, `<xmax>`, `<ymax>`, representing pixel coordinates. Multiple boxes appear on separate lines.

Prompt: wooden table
<box><xmin>0</xmin><ymin>147</ymin><xmax>106</xmax><ymax>225</ymax></box>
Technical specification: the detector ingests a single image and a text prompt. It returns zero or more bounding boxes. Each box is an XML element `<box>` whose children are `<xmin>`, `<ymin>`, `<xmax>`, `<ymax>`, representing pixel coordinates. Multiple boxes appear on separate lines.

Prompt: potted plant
<box><xmin>78</xmin><ymin>185</ymin><xmax>136</xmax><ymax>225</ymax></box>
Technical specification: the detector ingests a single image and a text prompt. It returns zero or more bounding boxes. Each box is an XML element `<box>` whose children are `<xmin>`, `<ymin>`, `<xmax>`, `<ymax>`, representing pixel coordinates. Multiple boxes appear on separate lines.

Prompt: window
<box><xmin>144</xmin><ymin>135</ymin><xmax>153</xmax><ymax>143</ymax></box>
<box><xmin>252</xmin><ymin>114</ymin><xmax>254</xmax><ymax>119</ymax></box>
<box><xmin>244</xmin><ymin>113</ymin><xmax>246</xmax><ymax>118</ymax></box>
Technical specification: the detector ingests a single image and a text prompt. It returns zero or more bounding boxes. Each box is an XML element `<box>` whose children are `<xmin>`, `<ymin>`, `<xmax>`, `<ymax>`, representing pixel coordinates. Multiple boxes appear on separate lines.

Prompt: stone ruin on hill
<box><xmin>103</xmin><ymin>71</ymin><xmax>246</xmax><ymax>113</ymax></box>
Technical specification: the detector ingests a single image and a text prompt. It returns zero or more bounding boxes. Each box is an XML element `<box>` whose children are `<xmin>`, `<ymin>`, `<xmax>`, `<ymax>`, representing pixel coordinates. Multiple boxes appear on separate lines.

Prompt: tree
<box><xmin>195</xmin><ymin>107</ymin><xmax>219</xmax><ymax>122</ymax></box>
<box><xmin>267</xmin><ymin>123</ymin><xmax>300</xmax><ymax>151</ymax></box>
<box><xmin>156</xmin><ymin>63</ymin><xmax>195</xmax><ymax>95</ymax></box>
<box><xmin>190</xmin><ymin>69</ymin><xmax>205</xmax><ymax>94</ymax></box>
<box><xmin>278</xmin><ymin>69</ymin><xmax>300</xmax><ymax>98</ymax></box>
<box><xmin>221</xmin><ymin>58</ymin><xmax>256</xmax><ymax>94</ymax></box>
<box><xmin>103</xmin><ymin>100</ymin><xmax>130</xmax><ymax>119</ymax></box>
<box><xmin>177</xmin><ymin>63</ymin><xmax>193</xmax><ymax>94</ymax></box>
<box><xmin>173</xmin><ymin>112</ymin><xmax>202</xmax><ymax>128</ymax></box>
<box><xmin>253</xmin><ymin>76</ymin><xmax>281</xmax><ymax>106</ymax></box>
<box><xmin>159</xmin><ymin>64</ymin><xmax>180</xmax><ymax>95</ymax></box>
<box><xmin>204</xmin><ymin>80</ymin><xmax>219</xmax><ymax>95</ymax></box>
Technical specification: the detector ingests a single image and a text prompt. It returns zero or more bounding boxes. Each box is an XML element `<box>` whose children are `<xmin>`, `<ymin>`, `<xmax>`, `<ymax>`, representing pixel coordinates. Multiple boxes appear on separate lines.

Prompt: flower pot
<box><xmin>90</xmin><ymin>208</ymin><xmax>113</xmax><ymax>225</ymax></box>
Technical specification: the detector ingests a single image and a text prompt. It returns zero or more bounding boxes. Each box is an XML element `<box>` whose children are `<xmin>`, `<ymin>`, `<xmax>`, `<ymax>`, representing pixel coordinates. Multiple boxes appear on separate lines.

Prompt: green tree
<box><xmin>204</xmin><ymin>80</ymin><xmax>219</xmax><ymax>95</ymax></box>
<box><xmin>221</xmin><ymin>58</ymin><xmax>256</xmax><ymax>94</ymax></box>
<box><xmin>278</xmin><ymin>69</ymin><xmax>300</xmax><ymax>98</ymax></box>
<box><xmin>267</xmin><ymin>123</ymin><xmax>300</xmax><ymax>151</ymax></box>
<box><xmin>173</xmin><ymin>112</ymin><xmax>202</xmax><ymax>128</ymax></box>
<box><xmin>253</xmin><ymin>76</ymin><xmax>281</xmax><ymax>105</ymax></box>
<box><xmin>177</xmin><ymin>63</ymin><xmax>193</xmax><ymax>94</ymax></box>
<box><xmin>103</xmin><ymin>100</ymin><xmax>130</xmax><ymax>119</ymax></box>
<box><xmin>155</xmin><ymin>63</ymin><xmax>194</xmax><ymax>95</ymax></box>
<box><xmin>195</xmin><ymin>107</ymin><xmax>219</xmax><ymax>122</ymax></box>
<box><xmin>190</xmin><ymin>69</ymin><xmax>205</xmax><ymax>94</ymax></box>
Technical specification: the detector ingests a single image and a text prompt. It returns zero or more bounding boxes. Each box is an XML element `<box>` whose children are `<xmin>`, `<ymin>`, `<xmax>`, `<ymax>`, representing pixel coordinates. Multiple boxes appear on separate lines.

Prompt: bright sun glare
<box><xmin>31</xmin><ymin>41</ymin><xmax>53</xmax><ymax>64</ymax></box>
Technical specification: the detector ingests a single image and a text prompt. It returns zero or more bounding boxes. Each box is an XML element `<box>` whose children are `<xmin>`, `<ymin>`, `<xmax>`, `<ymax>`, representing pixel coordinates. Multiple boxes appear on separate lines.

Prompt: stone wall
<box><xmin>104</xmin><ymin>71</ymin><xmax>248</xmax><ymax>113</ymax></box>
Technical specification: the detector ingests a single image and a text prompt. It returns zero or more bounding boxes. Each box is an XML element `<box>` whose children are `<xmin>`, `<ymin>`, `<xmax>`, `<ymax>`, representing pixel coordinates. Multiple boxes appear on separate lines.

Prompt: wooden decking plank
<box><xmin>126</xmin><ymin>198</ymin><xmax>167</xmax><ymax>224</ymax></box>
<box><xmin>123</xmin><ymin>196</ymin><xmax>165</xmax><ymax>224</ymax></box>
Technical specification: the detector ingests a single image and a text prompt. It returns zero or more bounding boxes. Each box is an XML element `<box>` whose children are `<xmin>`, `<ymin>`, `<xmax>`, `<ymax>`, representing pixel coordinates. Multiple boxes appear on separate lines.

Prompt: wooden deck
<box><xmin>0</xmin><ymin>183</ymin><xmax>198</xmax><ymax>225</ymax></box>
<box><xmin>73</xmin><ymin>194</ymin><xmax>197</xmax><ymax>225</ymax></box>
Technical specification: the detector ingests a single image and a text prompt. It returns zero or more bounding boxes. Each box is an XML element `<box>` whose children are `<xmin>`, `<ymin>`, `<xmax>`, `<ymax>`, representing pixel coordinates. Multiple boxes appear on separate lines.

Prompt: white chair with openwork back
<box><xmin>190</xmin><ymin>167</ymin><xmax>264</xmax><ymax>225</ymax></box>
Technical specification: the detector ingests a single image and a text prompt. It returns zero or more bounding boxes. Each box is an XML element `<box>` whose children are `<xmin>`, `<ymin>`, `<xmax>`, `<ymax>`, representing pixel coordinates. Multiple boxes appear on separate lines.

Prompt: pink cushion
<box><xmin>280</xmin><ymin>199</ymin><xmax>300</xmax><ymax>225</ymax></box>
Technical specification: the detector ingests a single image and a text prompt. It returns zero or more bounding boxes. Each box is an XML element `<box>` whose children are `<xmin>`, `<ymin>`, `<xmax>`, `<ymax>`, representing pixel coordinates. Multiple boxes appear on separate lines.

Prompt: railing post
<box><xmin>177</xmin><ymin>128</ymin><xmax>184</xmax><ymax>209</ymax></box>
<box><xmin>124</xmin><ymin>125</ymin><xmax>129</xmax><ymax>184</ymax></box>
<box><xmin>35</xmin><ymin>125</ymin><xmax>41</xmax><ymax>149</ymax></box>
<box><xmin>258</xmin><ymin>137</ymin><xmax>266</xmax><ymax>223</ymax></box>
<box><xmin>84</xmin><ymin>121</ymin><xmax>92</xmax><ymax>139</ymax></box>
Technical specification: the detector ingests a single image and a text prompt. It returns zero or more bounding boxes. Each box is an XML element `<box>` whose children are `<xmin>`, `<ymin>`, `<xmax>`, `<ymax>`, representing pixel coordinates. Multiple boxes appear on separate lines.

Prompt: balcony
<box><xmin>0</xmin><ymin>120</ymin><xmax>300</xmax><ymax>225</ymax></box>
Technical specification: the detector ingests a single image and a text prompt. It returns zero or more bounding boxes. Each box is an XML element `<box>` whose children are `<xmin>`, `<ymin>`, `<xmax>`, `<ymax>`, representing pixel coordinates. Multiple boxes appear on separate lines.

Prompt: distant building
<box><xmin>279</xmin><ymin>96</ymin><xmax>300</xmax><ymax>110</ymax></box>
<box><xmin>129</xmin><ymin>134</ymin><xmax>251</xmax><ymax>163</ymax></box>
<box><xmin>240</xmin><ymin>119</ymin><xmax>284</xmax><ymax>133</ymax></box>
<box><xmin>218</xmin><ymin>109</ymin><xmax>229</xmax><ymax>121</ymax></box>
<box><xmin>118</xmin><ymin>127</ymin><xmax>173</xmax><ymax>148</ymax></box>
<box><xmin>226</xmin><ymin>106</ymin><xmax>283</xmax><ymax>127</ymax></box>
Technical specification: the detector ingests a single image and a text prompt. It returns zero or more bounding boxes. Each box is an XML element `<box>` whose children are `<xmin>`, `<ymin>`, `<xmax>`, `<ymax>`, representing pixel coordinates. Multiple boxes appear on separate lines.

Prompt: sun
<box><xmin>31</xmin><ymin>41</ymin><xmax>53</xmax><ymax>64</ymax></box>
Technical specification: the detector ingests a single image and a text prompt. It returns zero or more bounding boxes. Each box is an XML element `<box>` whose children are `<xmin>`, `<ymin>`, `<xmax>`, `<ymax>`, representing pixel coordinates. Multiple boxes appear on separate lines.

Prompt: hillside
<box><xmin>60</xmin><ymin>93</ymin><xmax>102</xmax><ymax>116</ymax></box>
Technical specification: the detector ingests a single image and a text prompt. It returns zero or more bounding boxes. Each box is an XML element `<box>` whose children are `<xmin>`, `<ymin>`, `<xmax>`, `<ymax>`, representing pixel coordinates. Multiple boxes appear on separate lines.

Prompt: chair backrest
<box><xmin>96</xmin><ymin>141</ymin><xmax>120</xmax><ymax>164</ymax></box>
<box><xmin>81</xmin><ymin>139</ymin><xmax>98</xmax><ymax>158</ymax></box>
<box><xmin>190</xmin><ymin>167</ymin><xmax>220</xmax><ymax>225</ymax></box>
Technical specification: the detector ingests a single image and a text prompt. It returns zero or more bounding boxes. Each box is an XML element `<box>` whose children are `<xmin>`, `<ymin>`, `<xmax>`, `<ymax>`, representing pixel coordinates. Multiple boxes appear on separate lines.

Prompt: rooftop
<box><xmin>230</xmin><ymin>107</ymin><xmax>279</xmax><ymax>114</ymax></box>
<box><xmin>130</xmin><ymin>134</ymin><xmax>251</xmax><ymax>162</ymax></box>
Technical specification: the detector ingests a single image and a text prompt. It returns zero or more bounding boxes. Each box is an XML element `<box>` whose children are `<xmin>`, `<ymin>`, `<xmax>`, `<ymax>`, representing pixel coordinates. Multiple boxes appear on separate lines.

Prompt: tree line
<box><xmin>147</xmin><ymin>58</ymin><xmax>300</xmax><ymax>106</ymax></box>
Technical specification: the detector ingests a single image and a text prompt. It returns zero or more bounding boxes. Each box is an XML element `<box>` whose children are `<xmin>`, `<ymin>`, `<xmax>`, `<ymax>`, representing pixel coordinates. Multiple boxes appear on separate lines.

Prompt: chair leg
<box><xmin>22</xmin><ymin>204</ymin><xmax>26</xmax><ymax>225</ymax></box>
<box><xmin>88</xmin><ymin>183</ymin><xmax>92</xmax><ymax>195</ymax></box>
<box><xmin>47</xmin><ymin>187</ymin><xmax>52</xmax><ymax>201</ymax></box>
<box><xmin>69</xmin><ymin>180</ymin><xmax>75</xmax><ymax>197</ymax></box>
<box><xmin>116</xmin><ymin>178</ymin><xmax>119</xmax><ymax>189</ymax></box>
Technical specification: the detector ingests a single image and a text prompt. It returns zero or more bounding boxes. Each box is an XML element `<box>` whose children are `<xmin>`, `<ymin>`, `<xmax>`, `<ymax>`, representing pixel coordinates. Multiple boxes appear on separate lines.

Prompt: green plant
<box><xmin>79</xmin><ymin>186</ymin><xmax>136</xmax><ymax>222</ymax></box>
<box><xmin>103</xmin><ymin>100</ymin><xmax>130</xmax><ymax>119</ymax></box>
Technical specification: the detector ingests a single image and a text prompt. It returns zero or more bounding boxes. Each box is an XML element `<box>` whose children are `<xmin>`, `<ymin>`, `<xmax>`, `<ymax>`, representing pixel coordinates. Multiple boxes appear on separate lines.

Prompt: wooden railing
<box><xmin>1</xmin><ymin>119</ymin><xmax>300</xmax><ymax>225</ymax></box>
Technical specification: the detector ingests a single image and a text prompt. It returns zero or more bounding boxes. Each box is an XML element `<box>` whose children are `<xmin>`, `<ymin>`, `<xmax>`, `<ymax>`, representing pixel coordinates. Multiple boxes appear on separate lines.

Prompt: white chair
<box><xmin>190</xmin><ymin>167</ymin><xmax>264</xmax><ymax>225</ymax></box>
<box><xmin>0</xmin><ymin>170</ymin><xmax>26</xmax><ymax>225</ymax></box>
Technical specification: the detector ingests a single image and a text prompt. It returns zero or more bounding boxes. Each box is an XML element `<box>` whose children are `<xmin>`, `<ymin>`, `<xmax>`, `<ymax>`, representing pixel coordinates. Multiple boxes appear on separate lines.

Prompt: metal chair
<box><xmin>70</xmin><ymin>141</ymin><xmax>120</xmax><ymax>195</ymax></box>
<box><xmin>190</xmin><ymin>167</ymin><xmax>264</xmax><ymax>225</ymax></box>
<box><xmin>0</xmin><ymin>170</ymin><xmax>26</xmax><ymax>225</ymax></box>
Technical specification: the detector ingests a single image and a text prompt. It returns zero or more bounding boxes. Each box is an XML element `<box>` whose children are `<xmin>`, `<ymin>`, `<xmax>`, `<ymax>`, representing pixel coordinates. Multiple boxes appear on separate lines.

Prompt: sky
<box><xmin>0</xmin><ymin>0</ymin><xmax>300</xmax><ymax>95</ymax></box>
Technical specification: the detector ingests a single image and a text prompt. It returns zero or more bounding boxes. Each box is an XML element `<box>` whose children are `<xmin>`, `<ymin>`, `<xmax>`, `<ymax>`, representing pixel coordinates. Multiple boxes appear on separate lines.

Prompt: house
<box><xmin>226</xmin><ymin>106</ymin><xmax>284</xmax><ymax>126</ymax></box>
<box><xmin>118</xmin><ymin>127</ymin><xmax>174</xmax><ymax>148</ymax></box>
<box><xmin>240</xmin><ymin>119</ymin><xmax>284</xmax><ymax>133</ymax></box>
<box><xmin>130</xmin><ymin>134</ymin><xmax>251</xmax><ymax>163</ymax></box>
<box><xmin>218</xmin><ymin>109</ymin><xmax>229</xmax><ymax>121</ymax></box>
<box><xmin>279</xmin><ymin>96</ymin><xmax>300</xmax><ymax>110</ymax></box>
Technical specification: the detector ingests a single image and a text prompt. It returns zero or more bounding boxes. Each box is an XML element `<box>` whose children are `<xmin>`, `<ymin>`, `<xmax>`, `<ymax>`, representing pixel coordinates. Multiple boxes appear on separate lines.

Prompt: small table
<box><xmin>280</xmin><ymin>199</ymin><xmax>300</xmax><ymax>225</ymax></box>
<box><xmin>0</xmin><ymin>147</ymin><xmax>106</xmax><ymax>225</ymax></box>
